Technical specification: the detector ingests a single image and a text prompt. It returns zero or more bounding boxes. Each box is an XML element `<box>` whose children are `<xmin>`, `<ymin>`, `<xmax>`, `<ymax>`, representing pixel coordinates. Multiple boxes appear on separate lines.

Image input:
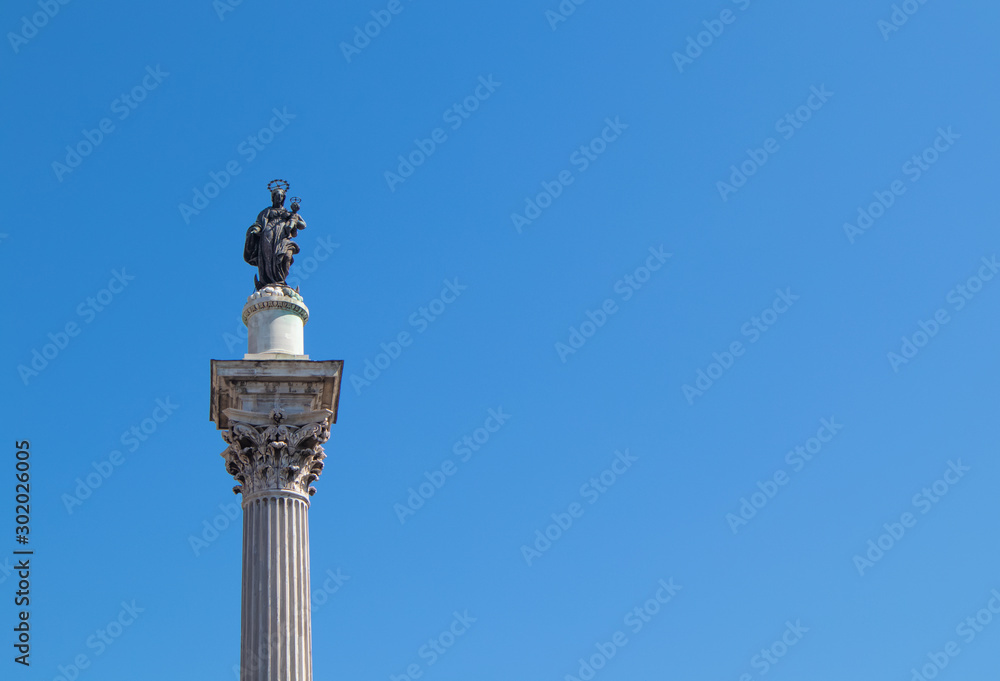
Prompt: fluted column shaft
<box><xmin>241</xmin><ymin>491</ymin><xmax>312</xmax><ymax>681</ymax></box>
<box><xmin>220</xmin><ymin>414</ymin><xmax>330</xmax><ymax>681</ymax></box>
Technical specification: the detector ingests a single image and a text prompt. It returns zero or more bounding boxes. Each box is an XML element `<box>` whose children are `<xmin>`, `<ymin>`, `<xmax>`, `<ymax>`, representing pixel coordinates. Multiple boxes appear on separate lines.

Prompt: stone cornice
<box><xmin>209</xmin><ymin>359</ymin><xmax>343</xmax><ymax>431</ymax></box>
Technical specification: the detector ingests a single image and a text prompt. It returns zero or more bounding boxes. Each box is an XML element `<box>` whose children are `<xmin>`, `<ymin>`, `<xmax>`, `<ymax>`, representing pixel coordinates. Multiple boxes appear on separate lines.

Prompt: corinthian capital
<box><xmin>221</xmin><ymin>412</ymin><xmax>331</xmax><ymax>499</ymax></box>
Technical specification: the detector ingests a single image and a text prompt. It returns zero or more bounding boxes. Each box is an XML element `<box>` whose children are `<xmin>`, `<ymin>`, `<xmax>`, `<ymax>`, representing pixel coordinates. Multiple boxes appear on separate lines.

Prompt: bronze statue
<box><xmin>244</xmin><ymin>179</ymin><xmax>306</xmax><ymax>290</ymax></box>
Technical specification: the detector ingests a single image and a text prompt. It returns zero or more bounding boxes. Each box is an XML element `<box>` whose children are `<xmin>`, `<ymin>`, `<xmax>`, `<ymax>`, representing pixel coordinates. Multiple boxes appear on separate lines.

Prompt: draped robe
<box><xmin>243</xmin><ymin>206</ymin><xmax>306</xmax><ymax>289</ymax></box>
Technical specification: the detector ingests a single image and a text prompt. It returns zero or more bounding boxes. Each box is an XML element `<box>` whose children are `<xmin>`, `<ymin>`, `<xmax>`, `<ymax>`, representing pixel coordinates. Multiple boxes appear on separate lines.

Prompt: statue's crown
<box><xmin>268</xmin><ymin>179</ymin><xmax>290</xmax><ymax>193</ymax></box>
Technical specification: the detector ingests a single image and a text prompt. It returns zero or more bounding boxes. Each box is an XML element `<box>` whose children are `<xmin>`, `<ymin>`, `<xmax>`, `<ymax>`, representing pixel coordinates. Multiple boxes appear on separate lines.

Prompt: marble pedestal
<box><xmin>242</xmin><ymin>286</ymin><xmax>310</xmax><ymax>360</ymax></box>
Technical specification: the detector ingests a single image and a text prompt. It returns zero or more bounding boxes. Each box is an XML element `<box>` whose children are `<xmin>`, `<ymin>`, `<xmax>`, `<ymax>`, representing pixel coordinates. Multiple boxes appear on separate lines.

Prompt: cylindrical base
<box><xmin>242</xmin><ymin>287</ymin><xmax>309</xmax><ymax>357</ymax></box>
<box><xmin>241</xmin><ymin>492</ymin><xmax>312</xmax><ymax>681</ymax></box>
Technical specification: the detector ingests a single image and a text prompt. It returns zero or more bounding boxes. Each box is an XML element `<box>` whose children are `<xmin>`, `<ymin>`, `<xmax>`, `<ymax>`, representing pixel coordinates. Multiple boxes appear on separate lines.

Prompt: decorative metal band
<box><xmin>221</xmin><ymin>417</ymin><xmax>329</xmax><ymax>498</ymax></box>
<box><xmin>241</xmin><ymin>296</ymin><xmax>309</xmax><ymax>325</ymax></box>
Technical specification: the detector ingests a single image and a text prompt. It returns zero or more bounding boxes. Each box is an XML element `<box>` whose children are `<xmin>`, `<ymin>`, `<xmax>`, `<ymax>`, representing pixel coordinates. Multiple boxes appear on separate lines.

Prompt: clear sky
<box><xmin>3</xmin><ymin>0</ymin><xmax>1000</xmax><ymax>679</ymax></box>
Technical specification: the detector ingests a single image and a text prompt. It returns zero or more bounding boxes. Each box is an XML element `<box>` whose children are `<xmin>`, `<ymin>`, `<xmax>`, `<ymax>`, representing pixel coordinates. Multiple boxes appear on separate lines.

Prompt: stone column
<box><xmin>223</xmin><ymin>415</ymin><xmax>328</xmax><ymax>681</ymax></box>
<box><xmin>211</xmin><ymin>287</ymin><xmax>342</xmax><ymax>681</ymax></box>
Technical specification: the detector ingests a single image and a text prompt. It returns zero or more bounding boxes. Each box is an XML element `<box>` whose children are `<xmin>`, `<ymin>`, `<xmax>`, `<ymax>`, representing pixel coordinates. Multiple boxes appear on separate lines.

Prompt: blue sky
<box><xmin>3</xmin><ymin>0</ymin><xmax>1000</xmax><ymax>679</ymax></box>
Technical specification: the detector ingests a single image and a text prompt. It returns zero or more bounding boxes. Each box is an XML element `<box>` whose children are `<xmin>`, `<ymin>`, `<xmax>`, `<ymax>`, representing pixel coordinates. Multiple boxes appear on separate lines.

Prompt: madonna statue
<box><xmin>243</xmin><ymin>179</ymin><xmax>306</xmax><ymax>290</ymax></box>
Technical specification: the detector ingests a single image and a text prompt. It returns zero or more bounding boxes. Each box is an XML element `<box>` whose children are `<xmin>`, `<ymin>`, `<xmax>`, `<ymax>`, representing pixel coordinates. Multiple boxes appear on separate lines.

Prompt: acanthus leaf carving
<box><xmin>221</xmin><ymin>418</ymin><xmax>330</xmax><ymax>498</ymax></box>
